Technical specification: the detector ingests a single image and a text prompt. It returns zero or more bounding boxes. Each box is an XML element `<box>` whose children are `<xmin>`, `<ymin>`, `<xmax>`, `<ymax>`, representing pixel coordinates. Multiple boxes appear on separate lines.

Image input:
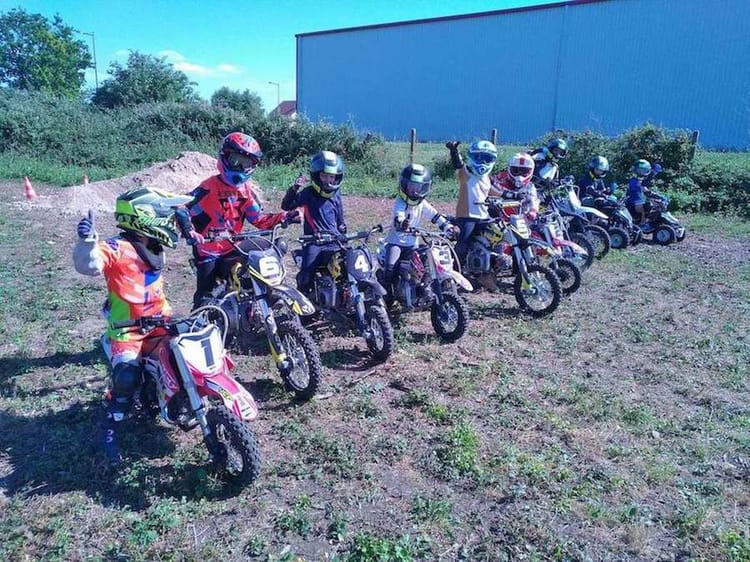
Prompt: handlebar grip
<box><xmin>112</xmin><ymin>319</ymin><xmax>139</xmax><ymax>329</ymax></box>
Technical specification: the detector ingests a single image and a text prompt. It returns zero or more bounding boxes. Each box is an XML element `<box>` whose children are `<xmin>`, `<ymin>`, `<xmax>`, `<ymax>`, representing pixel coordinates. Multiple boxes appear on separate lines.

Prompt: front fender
<box><xmin>438</xmin><ymin>268</ymin><xmax>474</xmax><ymax>291</ymax></box>
<box><xmin>271</xmin><ymin>284</ymin><xmax>316</xmax><ymax>316</ymax></box>
<box><xmin>358</xmin><ymin>277</ymin><xmax>387</xmax><ymax>297</ymax></box>
<box><xmin>580</xmin><ymin>205</ymin><xmax>608</xmax><ymax>219</ymax></box>
<box><xmin>202</xmin><ymin>372</ymin><xmax>259</xmax><ymax>421</ymax></box>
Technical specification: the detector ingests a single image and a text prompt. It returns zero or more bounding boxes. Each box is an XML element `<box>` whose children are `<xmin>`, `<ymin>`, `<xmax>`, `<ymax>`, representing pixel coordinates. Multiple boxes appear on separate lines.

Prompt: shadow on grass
<box><xmin>0</xmin><ymin>402</ymin><xmax>252</xmax><ymax>510</ymax></box>
<box><xmin>0</xmin><ymin>348</ymin><xmax>103</xmax><ymax>393</ymax></box>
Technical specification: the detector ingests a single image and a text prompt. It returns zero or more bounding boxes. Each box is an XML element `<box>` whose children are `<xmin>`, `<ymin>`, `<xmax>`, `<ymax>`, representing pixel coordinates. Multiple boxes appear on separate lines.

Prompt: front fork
<box><xmin>256</xmin><ymin>297</ymin><xmax>290</xmax><ymax>375</ymax></box>
<box><xmin>170</xmin><ymin>341</ymin><xmax>213</xmax><ymax>445</ymax></box>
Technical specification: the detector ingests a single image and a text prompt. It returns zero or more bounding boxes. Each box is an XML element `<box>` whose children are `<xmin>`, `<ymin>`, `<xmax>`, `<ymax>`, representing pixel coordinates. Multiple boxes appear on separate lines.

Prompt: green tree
<box><xmin>210</xmin><ymin>86</ymin><xmax>265</xmax><ymax>122</ymax></box>
<box><xmin>92</xmin><ymin>51</ymin><xmax>198</xmax><ymax>108</ymax></box>
<box><xmin>0</xmin><ymin>8</ymin><xmax>91</xmax><ymax>97</ymax></box>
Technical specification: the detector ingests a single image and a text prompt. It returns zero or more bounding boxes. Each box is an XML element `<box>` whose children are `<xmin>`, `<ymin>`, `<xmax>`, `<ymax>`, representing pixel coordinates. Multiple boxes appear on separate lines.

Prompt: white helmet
<box><xmin>508</xmin><ymin>152</ymin><xmax>534</xmax><ymax>187</ymax></box>
<box><xmin>467</xmin><ymin>140</ymin><xmax>498</xmax><ymax>176</ymax></box>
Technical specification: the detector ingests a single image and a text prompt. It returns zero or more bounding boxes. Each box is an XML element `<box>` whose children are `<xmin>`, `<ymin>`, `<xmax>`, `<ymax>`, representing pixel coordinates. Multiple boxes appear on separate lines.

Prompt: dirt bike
<box><xmin>375</xmin><ymin>227</ymin><xmax>472</xmax><ymax>342</ymax></box>
<box><xmin>107</xmin><ymin>307</ymin><xmax>261</xmax><ymax>485</ymax></box>
<box><xmin>581</xmin><ymin>192</ymin><xmax>641</xmax><ymax>249</ymax></box>
<box><xmin>198</xmin><ymin>227</ymin><xmax>323</xmax><ymax>401</ymax></box>
<box><xmin>638</xmin><ymin>191</ymin><xmax>687</xmax><ymax>245</ymax></box>
<box><xmin>293</xmin><ymin>226</ymin><xmax>395</xmax><ymax>361</ymax></box>
<box><xmin>527</xmin><ymin>209</ymin><xmax>584</xmax><ymax>296</ymax></box>
<box><xmin>464</xmin><ymin>201</ymin><xmax>562</xmax><ymax>317</ymax></box>
<box><xmin>541</xmin><ymin>178</ymin><xmax>611</xmax><ymax>260</ymax></box>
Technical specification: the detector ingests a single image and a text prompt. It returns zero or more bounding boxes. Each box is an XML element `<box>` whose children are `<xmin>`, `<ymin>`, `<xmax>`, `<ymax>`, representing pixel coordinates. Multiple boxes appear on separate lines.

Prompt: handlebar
<box><xmin>112</xmin><ymin>305</ymin><xmax>230</xmax><ymax>343</ymax></box>
<box><xmin>297</xmin><ymin>225</ymin><xmax>383</xmax><ymax>246</ymax></box>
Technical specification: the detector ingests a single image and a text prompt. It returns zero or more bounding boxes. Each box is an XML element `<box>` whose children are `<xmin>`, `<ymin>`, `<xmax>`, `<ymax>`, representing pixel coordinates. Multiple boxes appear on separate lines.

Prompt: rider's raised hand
<box><xmin>77</xmin><ymin>209</ymin><xmax>96</xmax><ymax>240</ymax></box>
<box><xmin>292</xmin><ymin>174</ymin><xmax>308</xmax><ymax>190</ymax></box>
<box><xmin>445</xmin><ymin>140</ymin><xmax>460</xmax><ymax>152</ymax></box>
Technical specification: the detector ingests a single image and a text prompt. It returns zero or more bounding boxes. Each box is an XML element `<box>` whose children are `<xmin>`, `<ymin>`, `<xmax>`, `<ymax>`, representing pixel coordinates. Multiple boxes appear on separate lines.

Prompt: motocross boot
<box><xmin>100</xmin><ymin>392</ymin><xmax>130</xmax><ymax>466</ymax></box>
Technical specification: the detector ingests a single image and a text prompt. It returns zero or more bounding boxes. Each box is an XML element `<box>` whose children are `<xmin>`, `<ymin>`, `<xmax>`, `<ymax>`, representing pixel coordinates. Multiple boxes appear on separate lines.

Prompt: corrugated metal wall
<box><xmin>297</xmin><ymin>0</ymin><xmax>750</xmax><ymax>148</ymax></box>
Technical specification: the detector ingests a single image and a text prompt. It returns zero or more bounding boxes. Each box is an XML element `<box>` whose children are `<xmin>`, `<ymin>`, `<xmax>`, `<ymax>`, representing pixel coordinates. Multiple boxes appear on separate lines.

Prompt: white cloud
<box><xmin>154</xmin><ymin>50</ymin><xmax>245</xmax><ymax>78</ymax></box>
<box><xmin>158</xmin><ymin>49</ymin><xmax>186</xmax><ymax>63</ymax></box>
<box><xmin>216</xmin><ymin>63</ymin><xmax>241</xmax><ymax>74</ymax></box>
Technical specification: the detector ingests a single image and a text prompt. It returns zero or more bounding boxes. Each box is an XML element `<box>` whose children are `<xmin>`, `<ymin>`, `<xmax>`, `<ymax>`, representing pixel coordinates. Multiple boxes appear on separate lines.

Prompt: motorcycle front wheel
<box><xmin>206</xmin><ymin>406</ymin><xmax>261</xmax><ymax>486</ymax></box>
<box><xmin>568</xmin><ymin>233</ymin><xmax>595</xmax><ymax>271</ymax></box>
<box><xmin>277</xmin><ymin>319</ymin><xmax>323</xmax><ymax>401</ymax></box>
<box><xmin>514</xmin><ymin>263</ymin><xmax>562</xmax><ymax>317</ymax></box>
<box><xmin>430</xmin><ymin>292</ymin><xmax>470</xmax><ymax>342</ymax></box>
<box><xmin>549</xmin><ymin>258</ymin><xmax>582</xmax><ymax>296</ymax></box>
<box><xmin>364</xmin><ymin>304</ymin><xmax>394</xmax><ymax>361</ymax></box>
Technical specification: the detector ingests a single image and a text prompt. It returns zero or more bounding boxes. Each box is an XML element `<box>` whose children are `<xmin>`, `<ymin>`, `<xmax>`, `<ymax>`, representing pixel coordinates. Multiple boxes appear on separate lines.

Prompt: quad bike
<box><xmin>107</xmin><ymin>307</ymin><xmax>261</xmax><ymax>485</ymax></box>
<box><xmin>463</xmin><ymin>201</ymin><xmax>562</xmax><ymax>317</ymax></box>
<box><xmin>376</xmin><ymin>227</ymin><xmax>472</xmax><ymax>342</ymax></box>
<box><xmin>293</xmin><ymin>226</ymin><xmax>395</xmax><ymax>361</ymax></box>
<box><xmin>582</xmin><ymin>192</ymin><xmax>641</xmax><ymax>249</ymax></box>
<box><xmin>636</xmin><ymin>191</ymin><xmax>687</xmax><ymax>245</ymax></box>
<box><xmin>198</xmin><ymin>228</ymin><xmax>323</xmax><ymax>401</ymax></box>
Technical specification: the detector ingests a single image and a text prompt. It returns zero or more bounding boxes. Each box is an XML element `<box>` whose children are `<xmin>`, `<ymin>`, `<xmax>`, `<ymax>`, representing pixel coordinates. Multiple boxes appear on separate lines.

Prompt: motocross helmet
<box><xmin>114</xmin><ymin>187</ymin><xmax>191</xmax><ymax>248</ymax></box>
<box><xmin>467</xmin><ymin>140</ymin><xmax>498</xmax><ymax>176</ymax></box>
<box><xmin>310</xmin><ymin>150</ymin><xmax>345</xmax><ymax>198</ymax></box>
<box><xmin>399</xmin><ymin>163</ymin><xmax>432</xmax><ymax>205</ymax></box>
<box><xmin>588</xmin><ymin>155</ymin><xmax>610</xmax><ymax>178</ymax></box>
<box><xmin>633</xmin><ymin>159</ymin><xmax>652</xmax><ymax>177</ymax></box>
<box><xmin>507</xmin><ymin>152</ymin><xmax>535</xmax><ymax>187</ymax></box>
<box><xmin>217</xmin><ymin>132</ymin><xmax>263</xmax><ymax>186</ymax></box>
<box><xmin>546</xmin><ymin>138</ymin><xmax>568</xmax><ymax>161</ymax></box>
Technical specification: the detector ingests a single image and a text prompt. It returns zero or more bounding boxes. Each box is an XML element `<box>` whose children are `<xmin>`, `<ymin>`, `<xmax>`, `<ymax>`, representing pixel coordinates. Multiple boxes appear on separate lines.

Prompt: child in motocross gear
<box><xmin>626</xmin><ymin>159</ymin><xmax>652</xmax><ymax>227</ymax></box>
<box><xmin>530</xmin><ymin>138</ymin><xmax>567</xmax><ymax>186</ymax></box>
<box><xmin>178</xmin><ymin>132</ymin><xmax>299</xmax><ymax>308</ymax></box>
<box><xmin>73</xmin><ymin>187</ymin><xmax>191</xmax><ymax>465</ymax></box>
<box><xmin>577</xmin><ymin>155</ymin><xmax>612</xmax><ymax>199</ymax></box>
<box><xmin>281</xmin><ymin>150</ymin><xmax>348</xmax><ymax>294</ymax></box>
<box><xmin>490</xmin><ymin>152</ymin><xmax>540</xmax><ymax>221</ymax></box>
<box><xmin>382</xmin><ymin>163</ymin><xmax>459</xmax><ymax>297</ymax></box>
<box><xmin>446</xmin><ymin>140</ymin><xmax>497</xmax><ymax>266</ymax></box>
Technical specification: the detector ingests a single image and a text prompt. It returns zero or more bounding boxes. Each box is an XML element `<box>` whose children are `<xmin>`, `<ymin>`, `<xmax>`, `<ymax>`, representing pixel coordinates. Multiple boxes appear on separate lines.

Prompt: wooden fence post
<box><xmin>409</xmin><ymin>128</ymin><xmax>417</xmax><ymax>165</ymax></box>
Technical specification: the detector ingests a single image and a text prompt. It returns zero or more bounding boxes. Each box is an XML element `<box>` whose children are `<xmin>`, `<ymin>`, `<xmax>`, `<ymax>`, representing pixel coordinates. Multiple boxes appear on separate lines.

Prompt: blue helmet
<box><xmin>633</xmin><ymin>159</ymin><xmax>651</xmax><ymax>177</ymax></box>
<box><xmin>545</xmin><ymin>138</ymin><xmax>568</xmax><ymax>162</ymax></box>
<box><xmin>588</xmin><ymin>155</ymin><xmax>610</xmax><ymax>177</ymax></box>
<box><xmin>467</xmin><ymin>140</ymin><xmax>498</xmax><ymax>176</ymax></box>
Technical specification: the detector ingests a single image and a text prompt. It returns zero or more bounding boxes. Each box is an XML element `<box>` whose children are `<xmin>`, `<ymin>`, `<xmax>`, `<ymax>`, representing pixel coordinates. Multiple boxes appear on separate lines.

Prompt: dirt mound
<box><xmin>35</xmin><ymin>151</ymin><xmax>217</xmax><ymax>215</ymax></box>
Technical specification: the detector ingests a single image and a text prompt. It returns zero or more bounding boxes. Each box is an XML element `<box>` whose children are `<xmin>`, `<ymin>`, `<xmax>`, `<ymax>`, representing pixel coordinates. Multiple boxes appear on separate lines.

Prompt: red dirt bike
<box><xmin>109</xmin><ymin>307</ymin><xmax>261</xmax><ymax>485</ymax></box>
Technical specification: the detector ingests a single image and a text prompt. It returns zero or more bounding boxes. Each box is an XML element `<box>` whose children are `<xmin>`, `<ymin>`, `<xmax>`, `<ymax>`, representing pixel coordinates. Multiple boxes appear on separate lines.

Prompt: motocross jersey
<box><xmin>386</xmin><ymin>196</ymin><xmax>449</xmax><ymax>247</ymax></box>
<box><xmin>626</xmin><ymin>176</ymin><xmax>647</xmax><ymax>205</ymax></box>
<box><xmin>455</xmin><ymin>167</ymin><xmax>491</xmax><ymax>220</ymax></box>
<box><xmin>187</xmin><ymin>175</ymin><xmax>287</xmax><ymax>263</ymax></box>
<box><xmin>281</xmin><ymin>185</ymin><xmax>346</xmax><ymax>236</ymax></box>
<box><xmin>530</xmin><ymin>148</ymin><xmax>560</xmax><ymax>183</ymax></box>
<box><xmin>490</xmin><ymin>171</ymin><xmax>540</xmax><ymax>216</ymax></box>
<box><xmin>73</xmin><ymin>235</ymin><xmax>171</xmax><ymax>342</ymax></box>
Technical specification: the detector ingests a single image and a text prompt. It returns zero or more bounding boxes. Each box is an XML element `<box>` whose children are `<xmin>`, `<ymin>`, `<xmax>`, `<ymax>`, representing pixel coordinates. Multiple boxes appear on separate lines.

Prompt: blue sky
<box><xmin>3</xmin><ymin>0</ymin><xmax>558</xmax><ymax>111</ymax></box>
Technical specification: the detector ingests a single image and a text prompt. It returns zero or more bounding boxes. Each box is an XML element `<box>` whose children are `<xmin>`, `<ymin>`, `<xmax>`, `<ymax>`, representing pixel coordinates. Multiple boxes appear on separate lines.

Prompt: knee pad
<box><xmin>112</xmin><ymin>360</ymin><xmax>142</xmax><ymax>401</ymax></box>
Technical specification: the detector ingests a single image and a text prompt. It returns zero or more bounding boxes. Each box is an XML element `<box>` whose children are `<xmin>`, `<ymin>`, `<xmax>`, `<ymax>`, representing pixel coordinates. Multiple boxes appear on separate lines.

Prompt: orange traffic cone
<box><xmin>83</xmin><ymin>175</ymin><xmax>89</xmax><ymax>187</ymax></box>
<box><xmin>24</xmin><ymin>176</ymin><xmax>37</xmax><ymax>200</ymax></box>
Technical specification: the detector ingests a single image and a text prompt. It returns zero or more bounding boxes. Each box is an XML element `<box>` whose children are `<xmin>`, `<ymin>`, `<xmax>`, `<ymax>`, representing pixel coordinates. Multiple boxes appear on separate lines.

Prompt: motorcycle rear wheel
<box><xmin>206</xmin><ymin>406</ymin><xmax>261</xmax><ymax>486</ymax></box>
<box><xmin>569</xmin><ymin>233</ymin><xmax>595</xmax><ymax>271</ymax></box>
<box><xmin>514</xmin><ymin>264</ymin><xmax>561</xmax><ymax>317</ymax></box>
<box><xmin>277</xmin><ymin>319</ymin><xmax>323</xmax><ymax>401</ymax></box>
<box><xmin>364</xmin><ymin>305</ymin><xmax>394</xmax><ymax>361</ymax></box>
<box><xmin>430</xmin><ymin>292</ymin><xmax>470</xmax><ymax>342</ymax></box>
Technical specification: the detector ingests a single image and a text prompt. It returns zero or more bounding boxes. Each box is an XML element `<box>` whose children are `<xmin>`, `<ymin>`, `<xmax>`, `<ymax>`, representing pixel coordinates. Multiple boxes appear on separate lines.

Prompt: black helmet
<box><xmin>399</xmin><ymin>163</ymin><xmax>432</xmax><ymax>205</ymax></box>
<box><xmin>310</xmin><ymin>150</ymin><xmax>345</xmax><ymax>198</ymax></box>
<box><xmin>546</xmin><ymin>138</ymin><xmax>568</xmax><ymax>160</ymax></box>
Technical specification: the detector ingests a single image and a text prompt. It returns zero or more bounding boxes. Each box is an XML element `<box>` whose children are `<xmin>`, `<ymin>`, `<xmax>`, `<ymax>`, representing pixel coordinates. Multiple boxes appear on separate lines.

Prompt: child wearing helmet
<box><xmin>73</xmin><ymin>187</ymin><xmax>192</xmax><ymax>465</ymax></box>
<box><xmin>577</xmin><ymin>155</ymin><xmax>612</xmax><ymax>200</ymax></box>
<box><xmin>530</xmin><ymin>138</ymin><xmax>568</xmax><ymax>185</ymax></box>
<box><xmin>490</xmin><ymin>152</ymin><xmax>540</xmax><ymax>220</ymax></box>
<box><xmin>382</xmin><ymin>163</ymin><xmax>459</xmax><ymax>297</ymax></box>
<box><xmin>626</xmin><ymin>158</ymin><xmax>652</xmax><ymax>226</ymax></box>
<box><xmin>281</xmin><ymin>150</ymin><xmax>348</xmax><ymax>294</ymax></box>
<box><xmin>179</xmin><ymin>132</ymin><xmax>299</xmax><ymax>308</ymax></box>
<box><xmin>445</xmin><ymin>139</ymin><xmax>498</xmax><ymax>265</ymax></box>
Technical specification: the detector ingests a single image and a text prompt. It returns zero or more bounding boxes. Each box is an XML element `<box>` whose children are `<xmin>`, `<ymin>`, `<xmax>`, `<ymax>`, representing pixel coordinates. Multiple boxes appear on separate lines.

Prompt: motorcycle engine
<box><xmin>466</xmin><ymin>245</ymin><xmax>491</xmax><ymax>274</ymax></box>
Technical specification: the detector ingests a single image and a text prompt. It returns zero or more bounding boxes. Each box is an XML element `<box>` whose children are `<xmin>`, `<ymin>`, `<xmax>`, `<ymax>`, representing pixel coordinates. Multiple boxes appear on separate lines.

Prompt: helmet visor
<box><xmin>593</xmin><ymin>168</ymin><xmax>607</xmax><ymax>177</ymax></box>
<box><xmin>471</xmin><ymin>152</ymin><xmax>496</xmax><ymax>165</ymax></box>
<box><xmin>552</xmin><ymin>147</ymin><xmax>566</xmax><ymax>159</ymax></box>
<box><xmin>225</xmin><ymin>152</ymin><xmax>259</xmax><ymax>173</ymax></box>
<box><xmin>404</xmin><ymin>181</ymin><xmax>430</xmax><ymax>200</ymax></box>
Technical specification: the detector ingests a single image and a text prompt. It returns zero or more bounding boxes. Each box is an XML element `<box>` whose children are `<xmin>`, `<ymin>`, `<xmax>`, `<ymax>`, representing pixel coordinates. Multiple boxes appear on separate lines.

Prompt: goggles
<box><xmin>470</xmin><ymin>152</ymin><xmax>496</xmax><ymax>165</ymax></box>
<box><xmin>404</xmin><ymin>181</ymin><xmax>429</xmax><ymax>199</ymax></box>
<box><xmin>510</xmin><ymin>166</ymin><xmax>532</xmax><ymax>177</ymax></box>
<box><xmin>225</xmin><ymin>152</ymin><xmax>259</xmax><ymax>172</ymax></box>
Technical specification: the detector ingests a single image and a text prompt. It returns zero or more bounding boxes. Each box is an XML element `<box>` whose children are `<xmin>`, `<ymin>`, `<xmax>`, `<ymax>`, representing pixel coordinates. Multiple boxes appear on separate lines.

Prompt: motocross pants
<box><xmin>454</xmin><ymin>218</ymin><xmax>483</xmax><ymax>265</ymax></box>
<box><xmin>296</xmin><ymin>243</ymin><xmax>337</xmax><ymax>294</ymax></box>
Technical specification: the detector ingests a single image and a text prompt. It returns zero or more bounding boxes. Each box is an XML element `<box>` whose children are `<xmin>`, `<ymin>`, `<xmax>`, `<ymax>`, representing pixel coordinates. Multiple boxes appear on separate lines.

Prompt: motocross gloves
<box><xmin>77</xmin><ymin>210</ymin><xmax>96</xmax><ymax>240</ymax></box>
<box><xmin>445</xmin><ymin>141</ymin><xmax>463</xmax><ymax>170</ymax></box>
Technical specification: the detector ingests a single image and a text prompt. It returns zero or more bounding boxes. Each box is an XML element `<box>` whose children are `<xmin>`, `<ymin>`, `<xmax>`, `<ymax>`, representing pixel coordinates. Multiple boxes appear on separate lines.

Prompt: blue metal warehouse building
<box><xmin>296</xmin><ymin>0</ymin><xmax>750</xmax><ymax>149</ymax></box>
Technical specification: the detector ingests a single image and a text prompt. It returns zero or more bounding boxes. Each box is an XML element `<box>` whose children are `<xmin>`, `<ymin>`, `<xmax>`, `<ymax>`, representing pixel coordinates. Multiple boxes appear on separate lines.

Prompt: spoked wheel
<box><xmin>206</xmin><ymin>406</ymin><xmax>261</xmax><ymax>486</ymax></box>
<box><xmin>430</xmin><ymin>292</ymin><xmax>470</xmax><ymax>342</ymax></box>
<box><xmin>514</xmin><ymin>263</ymin><xmax>562</xmax><ymax>317</ymax></box>
<box><xmin>608</xmin><ymin>226</ymin><xmax>630</xmax><ymax>250</ymax></box>
<box><xmin>585</xmin><ymin>225</ymin><xmax>611</xmax><ymax>259</ymax></box>
<box><xmin>277</xmin><ymin>319</ymin><xmax>323</xmax><ymax>401</ymax></box>
<box><xmin>364</xmin><ymin>305</ymin><xmax>394</xmax><ymax>361</ymax></box>
<box><xmin>549</xmin><ymin>258</ymin><xmax>582</xmax><ymax>296</ymax></box>
<box><xmin>569</xmin><ymin>233</ymin><xmax>595</xmax><ymax>271</ymax></box>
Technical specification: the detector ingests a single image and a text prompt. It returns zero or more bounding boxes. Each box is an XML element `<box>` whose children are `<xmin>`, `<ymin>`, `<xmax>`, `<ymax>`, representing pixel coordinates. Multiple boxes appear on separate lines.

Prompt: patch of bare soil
<box><xmin>14</xmin><ymin>151</ymin><xmax>217</xmax><ymax>215</ymax></box>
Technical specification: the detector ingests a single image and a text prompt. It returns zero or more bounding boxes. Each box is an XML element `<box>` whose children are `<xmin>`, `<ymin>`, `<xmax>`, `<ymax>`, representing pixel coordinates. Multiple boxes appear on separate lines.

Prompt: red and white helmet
<box><xmin>508</xmin><ymin>152</ymin><xmax>534</xmax><ymax>187</ymax></box>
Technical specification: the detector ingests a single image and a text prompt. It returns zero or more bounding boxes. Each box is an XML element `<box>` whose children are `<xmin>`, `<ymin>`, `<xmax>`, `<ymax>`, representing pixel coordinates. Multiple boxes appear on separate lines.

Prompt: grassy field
<box><xmin>1</xmin><ymin>178</ymin><xmax>749</xmax><ymax>561</ymax></box>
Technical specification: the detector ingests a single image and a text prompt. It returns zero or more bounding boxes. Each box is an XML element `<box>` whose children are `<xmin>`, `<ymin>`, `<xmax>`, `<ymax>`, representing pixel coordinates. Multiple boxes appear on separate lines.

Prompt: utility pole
<box><xmin>78</xmin><ymin>30</ymin><xmax>98</xmax><ymax>91</ymax></box>
<box><xmin>268</xmin><ymin>81</ymin><xmax>280</xmax><ymax>110</ymax></box>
